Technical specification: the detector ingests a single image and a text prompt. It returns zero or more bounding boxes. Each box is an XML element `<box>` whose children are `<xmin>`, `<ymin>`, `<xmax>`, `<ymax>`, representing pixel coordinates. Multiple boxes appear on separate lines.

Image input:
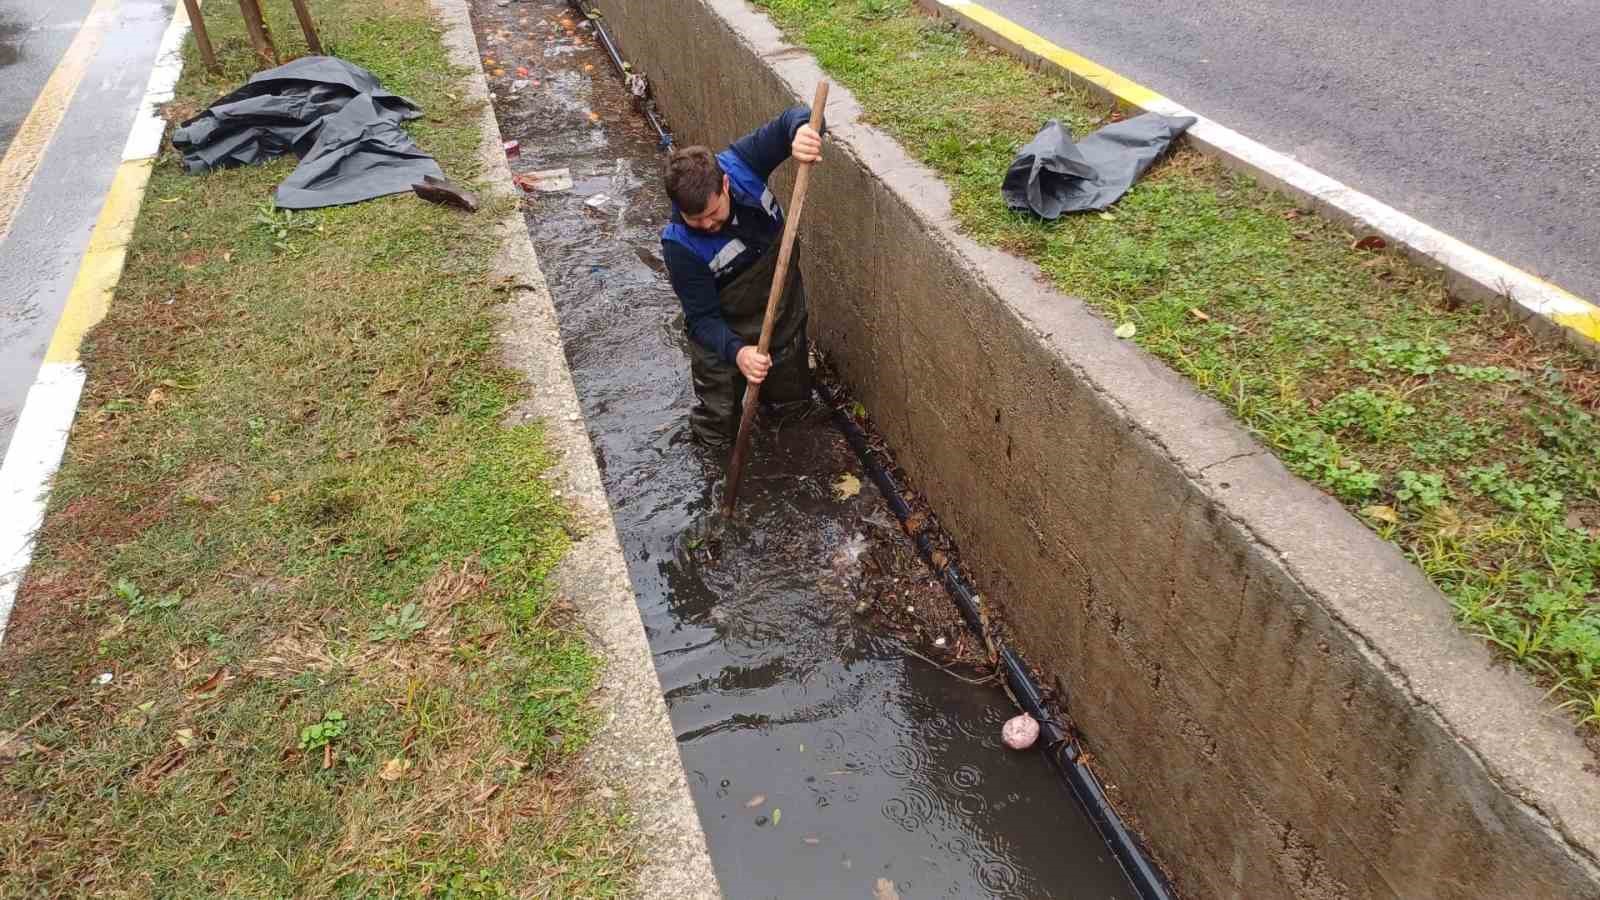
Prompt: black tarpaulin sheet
<box><xmin>171</xmin><ymin>56</ymin><xmax>444</xmax><ymax>209</ymax></box>
<box><xmin>1001</xmin><ymin>113</ymin><xmax>1196</xmax><ymax>218</ymax></box>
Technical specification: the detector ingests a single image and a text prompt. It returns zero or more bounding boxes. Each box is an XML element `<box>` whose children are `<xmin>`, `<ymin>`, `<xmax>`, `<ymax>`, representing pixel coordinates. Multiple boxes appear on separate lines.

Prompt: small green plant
<box><xmin>1356</xmin><ymin>337</ymin><xmax>1451</xmax><ymax>376</ymax></box>
<box><xmin>1316</xmin><ymin>387</ymin><xmax>1416</xmax><ymax>442</ymax></box>
<box><xmin>253</xmin><ymin>202</ymin><xmax>322</xmax><ymax>254</ymax></box>
<box><xmin>1395</xmin><ymin>470</ymin><xmax>1448</xmax><ymax>510</ymax></box>
<box><xmin>299</xmin><ymin>710</ymin><xmax>348</xmax><ymax>752</ymax></box>
<box><xmin>1445</xmin><ymin>363</ymin><xmax>1520</xmax><ymax>384</ymax></box>
<box><xmin>1465</xmin><ymin>463</ymin><xmax>1562</xmax><ymax>517</ymax></box>
<box><xmin>1272</xmin><ymin>425</ymin><xmax>1381</xmax><ymax>502</ymax></box>
<box><xmin>369</xmin><ymin>602</ymin><xmax>427</xmax><ymax>643</ymax></box>
<box><xmin>111</xmin><ymin>577</ymin><xmax>181</xmax><ymax>618</ymax></box>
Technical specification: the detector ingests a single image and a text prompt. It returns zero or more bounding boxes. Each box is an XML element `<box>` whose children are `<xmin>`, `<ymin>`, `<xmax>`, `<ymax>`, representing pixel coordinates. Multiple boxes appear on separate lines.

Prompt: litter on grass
<box><xmin>172</xmin><ymin>57</ymin><xmax>444</xmax><ymax>209</ymax></box>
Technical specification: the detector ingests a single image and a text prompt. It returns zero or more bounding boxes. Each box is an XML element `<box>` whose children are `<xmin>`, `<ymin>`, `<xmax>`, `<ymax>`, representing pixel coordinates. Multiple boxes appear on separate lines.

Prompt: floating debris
<box><xmin>1002</xmin><ymin>713</ymin><xmax>1040</xmax><ymax>750</ymax></box>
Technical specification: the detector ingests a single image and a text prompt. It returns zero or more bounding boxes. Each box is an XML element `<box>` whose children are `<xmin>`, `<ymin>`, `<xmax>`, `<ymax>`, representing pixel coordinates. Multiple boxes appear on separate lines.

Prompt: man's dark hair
<box><xmin>665</xmin><ymin>146</ymin><xmax>723</xmax><ymax>215</ymax></box>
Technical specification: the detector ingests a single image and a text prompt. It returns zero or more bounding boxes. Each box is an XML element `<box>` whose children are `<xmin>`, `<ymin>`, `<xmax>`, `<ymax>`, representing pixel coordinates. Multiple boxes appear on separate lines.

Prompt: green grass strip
<box><xmin>0</xmin><ymin>2</ymin><xmax>635</xmax><ymax>895</ymax></box>
<box><xmin>760</xmin><ymin>0</ymin><xmax>1600</xmax><ymax>729</ymax></box>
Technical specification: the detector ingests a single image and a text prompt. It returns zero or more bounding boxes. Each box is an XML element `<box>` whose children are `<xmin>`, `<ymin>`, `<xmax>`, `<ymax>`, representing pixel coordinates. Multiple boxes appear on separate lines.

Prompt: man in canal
<box><xmin>661</xmin><ymin>106</ymin><xmax>823</xmax><ymax>447</ymax></box>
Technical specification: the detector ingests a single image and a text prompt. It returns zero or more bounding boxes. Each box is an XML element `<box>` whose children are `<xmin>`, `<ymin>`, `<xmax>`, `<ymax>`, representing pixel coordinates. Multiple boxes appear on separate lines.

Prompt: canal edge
<box><xmin>428</xmin><ymin>0</ymin><xmax>723</xmax><ymax>896</ymax></box>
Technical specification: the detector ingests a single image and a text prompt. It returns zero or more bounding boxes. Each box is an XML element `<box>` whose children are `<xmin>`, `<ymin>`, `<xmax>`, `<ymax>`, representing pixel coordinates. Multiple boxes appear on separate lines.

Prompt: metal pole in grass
<box><xmin>720</xmin><ymin>81</ymin><xmax>830</xmax><ymax>519</ymax></box>
<box><xmin>289</xmin><ymin>0</ymin><xmax>324</xmax><ymax>55</ymax></box>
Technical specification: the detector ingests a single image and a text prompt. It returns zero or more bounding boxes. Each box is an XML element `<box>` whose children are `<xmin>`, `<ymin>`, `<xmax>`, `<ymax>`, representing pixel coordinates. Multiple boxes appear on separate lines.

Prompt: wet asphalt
<box><xmin>0</xmin><ymin>0</ymin><xmax>169</xmax><ymax>462</ymax></box>
<box><xmin>979</xmin><ymin>0</ymin><xmax>1600</xmax><ymax>303</ymax></box>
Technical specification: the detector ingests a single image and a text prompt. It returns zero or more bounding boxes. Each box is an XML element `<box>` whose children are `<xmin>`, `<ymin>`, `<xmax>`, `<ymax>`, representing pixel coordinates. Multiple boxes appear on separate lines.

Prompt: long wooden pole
<box><xmin>289</xmin><ymin>0</ymin><xmax>324</xmax><ymax>55</ymax></box>
<box><xmin>721</xmin><ymin>81</ymin><xmax>829</xmax><ymax>519</ymax></box>
<box><xmin>180</xmin><ymin>0</ymin><xmax>219</xmax><ymax>72</ymax></box>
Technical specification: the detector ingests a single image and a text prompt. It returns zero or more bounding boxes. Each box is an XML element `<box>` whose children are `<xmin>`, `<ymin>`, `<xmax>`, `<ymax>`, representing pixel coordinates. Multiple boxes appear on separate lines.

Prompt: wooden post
<box><xmin>720</xmin><ymin>81</ymin><xmax>830</xmax><ymax>519</ymax></box>
<box><xmin>237</xmin><ymin>0</ymin><xmax>279</xmax><ymax>67</ymax></box>
<box><xmin>289</xmin><ymin>0</ymin><xmax>324</xmax><ymax>55</ymax></box>
<box><xmin>181</xmin><ymin>0</ymin><xmax>219</xmax><ymax>73</ymax></box>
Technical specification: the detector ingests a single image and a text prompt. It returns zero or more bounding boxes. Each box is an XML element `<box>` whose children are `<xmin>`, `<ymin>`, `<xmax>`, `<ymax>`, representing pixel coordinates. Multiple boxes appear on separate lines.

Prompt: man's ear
<box><xmin>722</xmin><ymin>174</ymin><xmax>730</xmax><ymax>198</ymax></box>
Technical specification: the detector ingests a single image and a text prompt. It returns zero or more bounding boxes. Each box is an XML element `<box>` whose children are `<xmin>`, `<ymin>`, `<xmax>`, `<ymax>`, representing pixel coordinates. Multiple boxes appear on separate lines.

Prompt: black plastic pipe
<box><xmin>569</xmin><ymin>0</ymin><xmax>674</xmax><ymax>149</ymax></box>
<box><xmin>822</xmin><ymin>384</ymin><xmax>1175</xmax><ymax>900</ymax></box>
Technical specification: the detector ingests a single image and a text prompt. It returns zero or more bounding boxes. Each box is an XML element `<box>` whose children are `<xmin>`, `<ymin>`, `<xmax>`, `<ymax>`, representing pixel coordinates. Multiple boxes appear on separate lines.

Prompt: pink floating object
<box><xmin>503</xmin><ymin>140</ymin><xmax>521</xmax><ymax>159</ymax></box>
<box><xmin>1002</xmin><ymin>713</ymin><xmax>1039</xmax><ymax>750</ymax></box>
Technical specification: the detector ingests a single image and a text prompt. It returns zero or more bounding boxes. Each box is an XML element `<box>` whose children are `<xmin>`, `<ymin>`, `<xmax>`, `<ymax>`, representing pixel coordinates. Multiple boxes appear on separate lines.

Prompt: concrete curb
<box><xmin>428</xmin><ymin>1</ymin><xmax>721</xmax><ymax>896</ymax></box>
<box><xmin>588</xmin><ymin>0</ymin><xmax>1600</xmax><ymax>896</ymax></box>
<box><xmin>915</xmin><ymin>0</ymin><xmax>1600</xmax><ymax>360</ymax></box>
<box><xmin>0</xmin><ymin>1</ymin><xmax>189</xmax><ymax>644</ymax></box>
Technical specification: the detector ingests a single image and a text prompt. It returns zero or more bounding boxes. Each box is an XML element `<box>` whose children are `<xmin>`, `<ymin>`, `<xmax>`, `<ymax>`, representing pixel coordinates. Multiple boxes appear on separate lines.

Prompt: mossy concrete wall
<box><xmin>594</xmin><ymin>0</ymin><xmax>1600</xmax><ymax>896</ymax></box>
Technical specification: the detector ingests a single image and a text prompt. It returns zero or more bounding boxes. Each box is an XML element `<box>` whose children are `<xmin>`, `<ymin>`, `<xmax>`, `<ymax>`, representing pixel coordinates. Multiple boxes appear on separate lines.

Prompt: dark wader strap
<box><xmin>687</xmin><ymin>242</ymin><xmax>810</xmax><ymax>446</ymax></box>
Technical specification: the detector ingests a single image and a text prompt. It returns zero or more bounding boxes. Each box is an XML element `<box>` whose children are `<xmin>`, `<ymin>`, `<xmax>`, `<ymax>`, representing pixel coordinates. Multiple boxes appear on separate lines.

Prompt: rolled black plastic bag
<box><xmin>1001</xmin><ymin>112</ymin><xmax>1196</xmax><ymax>219</ymax></box>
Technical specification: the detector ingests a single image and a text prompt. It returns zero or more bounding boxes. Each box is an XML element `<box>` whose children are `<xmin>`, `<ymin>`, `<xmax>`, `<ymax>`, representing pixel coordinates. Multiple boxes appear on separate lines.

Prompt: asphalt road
<box><xmin>0</xmin><ymin>0</ymin><xmax>169</xmax><ymax>461</ymax></box>
<box><xmin>978</xmin><ymin>0</ymin><xmax>1600</xmax><ymax>303</ymax></box>
<box><xmin>1</xmin><ymin>0</ymin><xmax>93</xmax><ymax>158</ymax></box>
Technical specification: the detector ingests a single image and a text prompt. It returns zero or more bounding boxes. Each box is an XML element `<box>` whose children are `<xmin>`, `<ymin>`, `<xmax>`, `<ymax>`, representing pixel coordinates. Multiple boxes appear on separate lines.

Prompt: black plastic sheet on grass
<box><xmin>1002</xmin><ymin>113</ymin><xmax>1195</xmax><ymax>219</ymax></box>
<box><xmin>172</xmin><ymin>56</ymin><xmax>444</xmax><ymax>209</ymax></box>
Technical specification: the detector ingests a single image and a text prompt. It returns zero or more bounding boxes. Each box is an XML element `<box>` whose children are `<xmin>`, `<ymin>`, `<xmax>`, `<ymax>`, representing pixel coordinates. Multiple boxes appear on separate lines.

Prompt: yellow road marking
<box><xmin>940</xmin><ymin>0</ymin><xmax>1600</xmax><ymax>350</ymax></box>
<box><xmin>44</xmin><ymin>158</ymin><xmax>153</xmax><ymax>364</ymax></box>
<box><xmin>947</xmin><ymin>0</ymin><xmax>1167</xmax><ymax>110</ymax></box>
<box><xmin>0</xmin><ymin>0</ymin><xmax>119</xmax><ymax>244</ymax></box>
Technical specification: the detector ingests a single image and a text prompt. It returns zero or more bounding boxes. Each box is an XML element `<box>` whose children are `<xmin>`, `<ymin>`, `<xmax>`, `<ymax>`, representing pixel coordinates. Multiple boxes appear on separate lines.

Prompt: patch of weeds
<box><xmin>1356</xmin><ymin>337</ymin><xmax>1452</xmax><ymax>376</ymax></box>
<box><xmin>369</xmin><ymin>602</ymin><xmax>427</xmax><ymax>642</ymax></box>
<box><xmin>1316</xmin><ymin>387</ymin><xmax>1416</xmax><ymax>442</ymax></box>
<box><xmin>252</xmin><ymin>201</ymin><xmax>323</xmax><ymax>255</ymax></box>
<box><xmin>299</xmin><ymin>709</ymin><xmax>349</xmax><ymax>752</ymax></box>
<box><xmin>1395</xmin><ymin>470</ymin><xmax>1448</xmax><ymax>510</ymax></box>
<box><xmin>1270</xmin><ymin>425</ymin><xmax>1381</xmax><ymax>502</ymax></box>
<box><xmin>753</xmin><ymin>0</ymin><xmax>1600</xmax><ymax>734</ymax></box>
<box><xmin>111</xmin><ymin>577</ymin><xmax>181</xmax><ymax>618</ymax></box>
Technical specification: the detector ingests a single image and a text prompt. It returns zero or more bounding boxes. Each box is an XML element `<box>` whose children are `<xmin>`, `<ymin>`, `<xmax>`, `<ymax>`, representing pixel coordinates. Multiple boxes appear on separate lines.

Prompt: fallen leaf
<box><xmin>875</xmin><ymin>878</ymin><xmax>900</xmax><ymax>900</ymax></box>
<box><xmin>832</xmin><ymin>473</ymin><xmax>862</xmax><ymax>500</ymax></box>
<box><xmin>745</xmin><ymin>793</ymin><xmax>766</xmax><ymax>808</ymax></box>
<box><xmin>1113</xmin><ymin>322</ymin><xmax>1137</xmax><ymax>339</ymax></box>
<box><xmin>930</xmin><ymin>550</ymin><xmax>949</xmax><ymax>570</ymax></box>
<box><xmin>1353</xmin><ymin>234</ymin><xmax>1387</xmax><ymax>251</ymax></box>
<box><xmin>1188</xmin><ymin>307</ymin><xmax>1211</xmax><ymax>322</ymax></box>
<box><xmin>146</xmin><ymin>387</ymin><xmax>167</xmax><ymax>407</ymax></box>
<box><xmin>1361</xmin><ymin>505</ymin><xmax>1400</xmax><ymax>524</ymax></box>
<box><xmin>903</xmin><ymin>510</ymin><xmax>927</xmax><ymax>534</ymax></box>
<box><xmin>491</xmin><ymin>68</ymin><xmax>505</xmax><ymax>78</ymax></box>
<box><xmin>588</xmin><ymin>111</ymin><xmax>602</xmax><ymax>123</ymax></box>
<box><xmin>189</xmin><ymin>667</ymin><xmax>226</xmax><ymax>696</ymax></box>
<box><xmin>174</xmin><ymin>728</ymin><xmax>197</xmax><ymax>748</ymax></box>
<box><xmin>266</xmin><ymin>491</ymin><xmax>283</xmax><ymax>504</ymax></box>
<box><xmin>1282</xmin><ymin>209</ymin><xmax>1302</xmax><ymax>220</ymax></box>
<box><xmin>380</xmin><ymin>758</ymin><xmax>411</xmax><ymax>781</ymax></box>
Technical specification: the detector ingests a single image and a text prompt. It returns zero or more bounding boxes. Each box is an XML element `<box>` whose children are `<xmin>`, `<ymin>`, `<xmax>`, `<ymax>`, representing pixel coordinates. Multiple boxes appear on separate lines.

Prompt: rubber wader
<box><xmin>687</xmin><ymin>241</ymin><xmax>810</xmax><ymax>446</ymax></box>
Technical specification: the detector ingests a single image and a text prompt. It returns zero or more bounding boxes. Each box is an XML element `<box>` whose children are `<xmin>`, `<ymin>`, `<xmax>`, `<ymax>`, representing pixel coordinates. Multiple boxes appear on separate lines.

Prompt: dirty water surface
<box><xmin>470</xmin><ymin>2</ymin><xmax>1138</xmax><ymax>897</ymax></box>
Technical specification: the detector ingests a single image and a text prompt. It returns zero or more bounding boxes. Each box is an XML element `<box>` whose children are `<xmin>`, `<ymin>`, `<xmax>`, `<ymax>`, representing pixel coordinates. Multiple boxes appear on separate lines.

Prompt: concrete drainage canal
<box><xmin>471</xmin><ymin>2</ymin><xmax>1152</xmax><ymax>895</ymax></box>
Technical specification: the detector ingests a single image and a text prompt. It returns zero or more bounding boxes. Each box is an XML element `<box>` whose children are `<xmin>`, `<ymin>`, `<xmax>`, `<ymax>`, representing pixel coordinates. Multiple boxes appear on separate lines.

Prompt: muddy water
<box><xmin>470</xmin><ymin>3</ymin><xmax>1138</xmax><ymax>896</ymax></box>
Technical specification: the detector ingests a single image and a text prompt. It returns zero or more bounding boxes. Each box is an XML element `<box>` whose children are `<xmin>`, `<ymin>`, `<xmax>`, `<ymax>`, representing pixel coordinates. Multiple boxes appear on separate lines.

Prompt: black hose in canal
<box><xmin>822</xmin><ymin>383</ymin><xmax>1175</xmax><ymax>900</ymax></box>
<box><xmin>569</xmin><ymin>0</ymin><xmax>673</xmax><ymax>148</ymax></box>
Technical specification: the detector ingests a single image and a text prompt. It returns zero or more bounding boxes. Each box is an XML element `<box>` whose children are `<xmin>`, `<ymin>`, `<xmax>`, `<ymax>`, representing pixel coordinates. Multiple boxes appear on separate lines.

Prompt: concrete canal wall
<box><xmin>589</xmin><ymin>0</ymin><xmax>1600</xmax><ymax>895</ymax></box>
